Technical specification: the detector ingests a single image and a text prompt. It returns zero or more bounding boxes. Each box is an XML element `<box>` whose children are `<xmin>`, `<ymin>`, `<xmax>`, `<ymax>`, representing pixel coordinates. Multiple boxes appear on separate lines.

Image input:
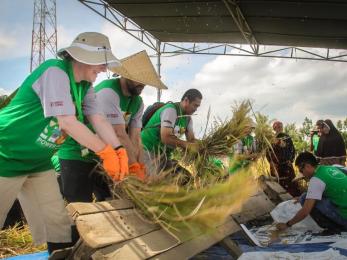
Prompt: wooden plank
<box><xmin>65</xmin><ymin>240</ymin><xmax>95</xmax><ymax>260</ymax></box>
<box><xmin>220</xmin><ymin>237</ymin><xmax>242</xmax><ymax>259</ymax></box>
<box><xmin>67</xmin><ymin>199</ymin><xmax>134</xmax><ymax>218</ymax></box>
<box><xmin>76</xmin><ymin>209</ymin><xmax>159</xmax><ymax>248</ymax></box>
<box><xmin>91</xmin><ymin>229</ymin><xmax>180</xmax><ymax>260</ymax></box>
<box><xmin>265</xmin><ymin>181</ymin><xmax>287</xmax><ymax>194</ymax></box>
<box><xmin>232</xmin><ymin>191</ymin><xmax>275</xmax><ymax>223</ymax></box>
<box><xmin>150</xmin><ymin>217</ymin><xmax>240</xmax><ymax>260</ymax></box>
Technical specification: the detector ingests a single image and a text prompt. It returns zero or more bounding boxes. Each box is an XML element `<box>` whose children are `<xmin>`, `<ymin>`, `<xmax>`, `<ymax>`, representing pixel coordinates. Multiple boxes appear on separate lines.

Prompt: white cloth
<box><xmin>239</xmin><ymin>248</ymin><xmax>347</xmax><ymax>260</ymax></box>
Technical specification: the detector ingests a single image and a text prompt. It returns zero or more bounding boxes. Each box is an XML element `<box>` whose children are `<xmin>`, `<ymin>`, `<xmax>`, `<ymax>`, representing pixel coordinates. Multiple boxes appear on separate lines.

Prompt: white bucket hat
<box><xmin>111</xmin><ymin>50</ymin><xmax>168</xmax><ymax>89</ymax></box>
<box><xmin>57</xmin><ymin>32</ymin><xmax>121</xmax><ymax>69</ymax></box>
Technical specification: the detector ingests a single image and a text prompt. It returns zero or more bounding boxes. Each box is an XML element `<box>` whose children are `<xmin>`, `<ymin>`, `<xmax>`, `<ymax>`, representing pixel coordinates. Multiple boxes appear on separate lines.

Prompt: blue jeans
<box><xmin>300</xmin><ymin>192</ymin><xmax>347</xmax><ymax>229</ymax></box>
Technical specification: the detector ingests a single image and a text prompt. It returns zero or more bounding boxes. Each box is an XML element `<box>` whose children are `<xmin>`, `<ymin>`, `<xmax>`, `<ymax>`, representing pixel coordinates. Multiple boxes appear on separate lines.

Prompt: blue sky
<box><xmin>1</xmin><ymin>0</ymin><xmax>347</xmax><ymax>134</ymax></box>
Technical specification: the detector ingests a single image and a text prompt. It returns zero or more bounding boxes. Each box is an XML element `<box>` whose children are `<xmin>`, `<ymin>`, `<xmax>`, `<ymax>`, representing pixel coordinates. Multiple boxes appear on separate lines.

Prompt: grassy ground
<box><xmin>0</xmin><ymin>224</ymin><xmax>46</xmax><ymax>258</ymax></box>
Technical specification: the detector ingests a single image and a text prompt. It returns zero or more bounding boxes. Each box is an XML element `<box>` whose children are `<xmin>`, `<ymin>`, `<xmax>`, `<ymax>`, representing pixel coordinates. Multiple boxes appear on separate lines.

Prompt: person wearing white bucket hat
<box><xmin>58</xmin><ymin>51</ymin><xmax>166</xmax><ymax>188</ymax></box>
<box><xmin>0</xmin><ymin>32</ymin><xmax>129</xmax><ymax>255</ymax></box>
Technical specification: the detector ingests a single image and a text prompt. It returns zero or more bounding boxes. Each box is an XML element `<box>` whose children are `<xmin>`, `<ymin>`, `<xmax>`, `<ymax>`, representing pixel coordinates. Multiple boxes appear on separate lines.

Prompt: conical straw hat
<box><xmin>111</xmin><ymin>50</ymin><xmax>168</xmax><ymax>89</ymax></box>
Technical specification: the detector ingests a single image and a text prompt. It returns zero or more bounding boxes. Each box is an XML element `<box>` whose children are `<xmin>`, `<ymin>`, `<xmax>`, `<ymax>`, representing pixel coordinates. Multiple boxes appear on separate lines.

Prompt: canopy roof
<box><xmin>105</xmin><ymin>0</ymin><xmax>347</xmax><ymax>49</ymax></box>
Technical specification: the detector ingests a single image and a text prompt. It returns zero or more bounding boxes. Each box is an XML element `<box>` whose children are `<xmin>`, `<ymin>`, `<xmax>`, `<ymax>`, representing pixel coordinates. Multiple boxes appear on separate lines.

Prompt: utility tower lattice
<box><xmin>30</xmin><ymin>0</ymin><xmax>57</xmax><ymax>72</ymax></box>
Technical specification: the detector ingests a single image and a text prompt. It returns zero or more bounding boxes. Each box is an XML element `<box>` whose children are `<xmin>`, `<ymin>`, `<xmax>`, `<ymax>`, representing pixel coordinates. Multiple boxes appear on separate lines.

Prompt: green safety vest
<box><xmin>314</xmin><ymin>165</ymin><xmax>347</xmax><ymax>218</ymax></box>
<box><xmin>58</xmin><ymin>78</ymin><xmax>142</xmax><ymax>163</ymax></box>
<box><xmin>242</xmin><ymin>135</ymin><xmax>255</xmax><ymax>151</ymax></box>
<box><xmin>141</xmin><ymin>102</ymin><xmax>189</xmax><ymax>156</ymax></box>
<box><xmin>94</xmin><ymin>78</ymin><xmax>143</xmax><ymax>127</ymax></box>
<box><xmin>0</xmin><ymin>59</ymin><xmax>88</xmax><ymax>177</ymax></box>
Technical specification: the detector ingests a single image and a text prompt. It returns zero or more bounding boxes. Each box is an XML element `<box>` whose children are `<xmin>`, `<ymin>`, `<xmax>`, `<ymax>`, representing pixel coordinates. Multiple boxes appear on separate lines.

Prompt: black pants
<box><xmin>59</xmin><ymin>159</ymin><xmax>111</xmax><ymax>203</ymax></box>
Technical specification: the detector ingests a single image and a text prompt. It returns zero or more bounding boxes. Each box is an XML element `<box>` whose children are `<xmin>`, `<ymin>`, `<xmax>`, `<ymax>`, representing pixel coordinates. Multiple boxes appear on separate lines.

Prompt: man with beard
<box><xmin>141</xmin><ymin>89</ymin><xmax>202</xmax><ymax>175</ymax></box>
<box><xmin>94</xmin><ymin>76</ymin><xmax>145</xmax><ymax>179</ymax></box>
<box><xmin>57</xmin><ymin>51</ymin><xmax>167</xmax><ymax>202</ymax></box>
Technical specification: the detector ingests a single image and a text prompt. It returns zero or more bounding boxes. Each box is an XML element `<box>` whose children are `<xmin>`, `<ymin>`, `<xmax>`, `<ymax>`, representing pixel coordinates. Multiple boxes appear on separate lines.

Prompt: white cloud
<box><xmin>101</xmin><ymin>22</ymin><xmax>154</xmax><ymax>59</ymax></box>
<box><xmin>185</xmin><ymin>55</ymin><xmax>347</xmax><ymax>133</ymax></box>
<box><xmin>0</xmin><ymin>88</ymin><xmax>9</xmax><ymax>95</ymax></box>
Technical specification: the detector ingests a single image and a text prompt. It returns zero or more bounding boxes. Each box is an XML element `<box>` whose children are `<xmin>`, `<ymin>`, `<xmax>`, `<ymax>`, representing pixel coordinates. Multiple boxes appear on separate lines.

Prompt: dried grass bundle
<box><xmin>254</xmin><ymin>113</ymin><xmax>275</xmax><ymax>154</ymax></box>
<box><xmin>109</xmin><ymin>100</ymin><xmax>274</xmax><ymax>241</ymax></box>
<box><xmin>0</xmin><ymin>224</ymin><xmax>46</xmax><ymax>258</ymax></box>
<box><xmin>120</xmin><ymin>169</ymin><xmax>258</xmax><ymax>241</ymax></box>
<box><xmin>180</xmin><ymin>101</ymin><xmax>254</xmax><ymax>177</ymax></box>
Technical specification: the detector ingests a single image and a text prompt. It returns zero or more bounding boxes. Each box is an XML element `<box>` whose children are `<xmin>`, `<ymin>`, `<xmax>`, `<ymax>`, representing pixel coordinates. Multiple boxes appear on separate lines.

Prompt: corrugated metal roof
<box><xmin>105</xmin><ymin>0</ymin><xmax>347</xmax><ymax>49</ymax></box>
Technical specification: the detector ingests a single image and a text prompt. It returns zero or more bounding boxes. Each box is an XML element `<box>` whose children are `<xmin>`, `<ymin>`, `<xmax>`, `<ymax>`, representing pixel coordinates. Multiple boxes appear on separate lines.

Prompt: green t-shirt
<box><xmin>141</xmin><ymin>103</ymin><xmax>189</xmax><ymax>156</ymax></box>
<box><xmin>58</xmin><ymin>78</ymin><xmax>143</xmax><ymax>162</ymax></box>
<box><xmin>314</xmin><ymin>165</ymin><xmax>347</xmax><ymax>218</ymax></box>
<box><xmin>312</xmin><ymin>134</ymin><xmax>320</xmax><ymax>153</ymax></box>
<box><xmin>0</xmin><ymin>59</ymin><xmax>87</xmax><ymax>177</ymax></box>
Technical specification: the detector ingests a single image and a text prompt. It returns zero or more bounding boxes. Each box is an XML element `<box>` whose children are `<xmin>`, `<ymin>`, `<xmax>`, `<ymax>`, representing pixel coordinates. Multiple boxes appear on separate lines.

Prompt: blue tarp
<box><xmin>239</xmin><ymin>242</ymin><xmax>347</xmax><ymax>255</ymax></box>
<box><xmin>5</xmin><ymin>251</ymin><xmax>48</xmax><ymax>260</ymax></box>
<box><xmin>192</xmin><ymin>232</ymin><xmax>347</xmax><ymax>260</ymax></box>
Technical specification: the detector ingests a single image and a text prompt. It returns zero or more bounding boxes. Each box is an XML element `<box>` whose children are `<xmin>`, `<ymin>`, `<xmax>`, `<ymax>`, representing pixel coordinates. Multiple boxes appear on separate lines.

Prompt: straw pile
<box><xmin>0</xmin><ymin>90</ymin><xmax>17</xmax><ymax>110</ymax></box>
<box><xmin>110</xmin><ymin>100</ymin><xmax>275</xmax><ymax>241</ymax></box>
<box><xmin>0</xmin><ymin>224</ymin><xmax>46</xmax><ymax>258</ymax></box>
<box><xmin>121</xmin><ymin>168</ymin><xmax>256</xmax><ymax>240</ymax></box>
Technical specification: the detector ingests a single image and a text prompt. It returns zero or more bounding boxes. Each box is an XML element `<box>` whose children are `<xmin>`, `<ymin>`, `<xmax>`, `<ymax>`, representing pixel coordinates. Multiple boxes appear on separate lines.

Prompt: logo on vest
<box><xmin>123</xmin><ymin>111</ymin><xmax>132</xmax><ymax>125</ymax></box>
<box><xmin>174</xmin><ymin>125</ymin><xmax>186</xmax><ymax>138</ymax></box>
<box><xmin>328</xmin><ymin>168</ymin><xmax>345</xmax><ymax>179</ymax></box>
<box><xmin>35</xmin><ymin>119</ymin><xmax>66</xmax><ymax>150</ymax></box>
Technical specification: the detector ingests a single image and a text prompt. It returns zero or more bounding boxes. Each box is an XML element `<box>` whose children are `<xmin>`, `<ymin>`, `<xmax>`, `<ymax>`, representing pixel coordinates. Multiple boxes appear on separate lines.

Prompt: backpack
<box><xmin>142</xmin><ymin>102</ymin><xmax>166</xmax><ymax>128</ymax></box>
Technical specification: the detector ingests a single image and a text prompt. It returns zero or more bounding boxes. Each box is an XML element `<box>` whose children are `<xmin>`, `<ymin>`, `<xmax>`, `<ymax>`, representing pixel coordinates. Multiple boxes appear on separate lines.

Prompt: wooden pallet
<box><xmin>50</xmin><ymin>181</ymin><xmax>291</xmax><ymax>260</ymax></box>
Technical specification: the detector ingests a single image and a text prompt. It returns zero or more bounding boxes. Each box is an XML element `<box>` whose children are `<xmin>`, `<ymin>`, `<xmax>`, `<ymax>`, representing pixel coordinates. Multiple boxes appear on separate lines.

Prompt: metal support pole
<box><xmin>156</xmin><ymin>40</ymin><xmax>162</xmax><ymax>102</ymax></box>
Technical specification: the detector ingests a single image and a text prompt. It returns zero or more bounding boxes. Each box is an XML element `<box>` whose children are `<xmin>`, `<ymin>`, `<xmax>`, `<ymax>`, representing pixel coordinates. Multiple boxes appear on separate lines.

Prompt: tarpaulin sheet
<box><xmin>4</xmin><ymin>251</ymin><xmax>48</xmax><ymax>260</ymax></box>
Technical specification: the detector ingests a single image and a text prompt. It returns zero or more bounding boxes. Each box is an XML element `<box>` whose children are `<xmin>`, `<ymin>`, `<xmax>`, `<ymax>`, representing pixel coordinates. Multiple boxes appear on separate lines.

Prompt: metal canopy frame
<box><xmin>78</xmin><ymin>0</ymin><xmax>347</xmax><ymax>63</ymax></box>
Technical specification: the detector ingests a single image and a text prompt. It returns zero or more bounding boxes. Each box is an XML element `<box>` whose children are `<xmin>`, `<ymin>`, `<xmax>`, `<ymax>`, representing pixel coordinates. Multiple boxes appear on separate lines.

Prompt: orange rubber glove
<box><xmin>129</xmin><ymin>162</ymin><xmax>146</xmax><ymax>181</ymax></box>
<box><xmin>139</xmin><ymin>163</ymin><xmax>147</xmax><ymax>176</ymax></box>
<box><xmin>115</xmin><ymin>147</ymin><xmax>129</xmax><ymax>180</ymax></box>
<box><xmin>96</xmin><ymin>144</ymin><xmax>120</xmax><ymax>180</ymax></box>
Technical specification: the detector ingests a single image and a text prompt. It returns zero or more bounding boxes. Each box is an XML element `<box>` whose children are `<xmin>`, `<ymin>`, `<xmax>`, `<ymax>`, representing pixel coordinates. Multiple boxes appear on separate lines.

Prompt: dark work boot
<box><xmin>47</xmin><ymin>241</ymin><xmax>74</xmax><ymax>254</ymax></box>
<box><xmin>47</xmin><ymin>225</ymin><xmax>80</xmax><ymax>255</ymax></box>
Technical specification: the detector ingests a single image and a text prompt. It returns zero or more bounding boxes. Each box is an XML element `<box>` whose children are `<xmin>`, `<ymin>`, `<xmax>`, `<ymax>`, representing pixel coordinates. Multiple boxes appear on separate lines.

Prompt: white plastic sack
<box><xmin>239</xmin><ymin>248</ymin><xmax>347</xmax><ymax>260</ymax></box>
<box><xmin>332</xmin><ymin>239</ymin><xmax>347</xmax><ymax>250</ymax></box>
<box><xmin>270</xmin><ymin>200</ymin><xmax>323</xmax><ymax>232</ymax></box>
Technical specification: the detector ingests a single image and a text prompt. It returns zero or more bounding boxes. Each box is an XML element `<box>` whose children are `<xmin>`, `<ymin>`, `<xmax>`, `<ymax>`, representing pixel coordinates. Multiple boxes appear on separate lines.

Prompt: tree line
<box><xmin>284</xmin><ymin>117</ymin><xmax>347</xmax><ymax>152</ymax></box>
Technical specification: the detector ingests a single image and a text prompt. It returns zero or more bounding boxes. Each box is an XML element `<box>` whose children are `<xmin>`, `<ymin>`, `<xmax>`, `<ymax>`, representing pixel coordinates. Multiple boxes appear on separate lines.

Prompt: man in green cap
<box><xmin>0</xmin><ymin>32</ymin><xmax>129</xmax><ymax>254</ymax></box>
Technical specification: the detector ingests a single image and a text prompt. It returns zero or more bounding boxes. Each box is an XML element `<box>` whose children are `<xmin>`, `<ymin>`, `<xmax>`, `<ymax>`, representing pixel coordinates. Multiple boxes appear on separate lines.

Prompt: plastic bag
<box><xmin>270</xmin><ymin>200</ymin><xmax>323</xmax><ymax>232</ymax></box>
